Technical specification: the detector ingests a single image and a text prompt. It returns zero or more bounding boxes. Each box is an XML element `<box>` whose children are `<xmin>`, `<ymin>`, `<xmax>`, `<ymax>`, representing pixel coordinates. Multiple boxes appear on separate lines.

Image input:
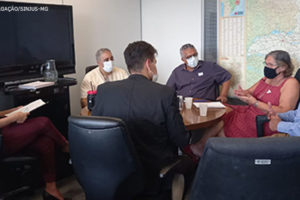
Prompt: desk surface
<box><xmin>180</xmin><ymin>104</ymin><xmax>226</xmax><ymax>130</ymax></box>
<box><xmin>3</xmin><ymin>77</ymin><xmax>77</xmax><ymax>95</ymax></box>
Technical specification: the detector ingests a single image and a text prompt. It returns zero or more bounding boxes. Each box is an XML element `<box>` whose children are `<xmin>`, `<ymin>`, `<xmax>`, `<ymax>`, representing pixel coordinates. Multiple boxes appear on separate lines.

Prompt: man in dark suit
<box><xmin>92</xmin><ymin>41</ymin><xmax>199</xmax><ymax>196</ymax></box>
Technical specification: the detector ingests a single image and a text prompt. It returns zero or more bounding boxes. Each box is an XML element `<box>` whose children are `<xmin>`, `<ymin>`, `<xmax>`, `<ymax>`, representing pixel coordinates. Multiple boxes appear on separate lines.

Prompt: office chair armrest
<box><xmin>159</xmin><ymin>155</ymin><xmax>197</xmax><ymax>178</ymax></box>
<box><xmin>256</xmin><ymin>115</ymin><xmax>270</xmax><ymax>137</ymax></box>
<box><xmin>159</xmin><ymin>160</ymin><xmax>181</xmax><ymax>178</ymax></box>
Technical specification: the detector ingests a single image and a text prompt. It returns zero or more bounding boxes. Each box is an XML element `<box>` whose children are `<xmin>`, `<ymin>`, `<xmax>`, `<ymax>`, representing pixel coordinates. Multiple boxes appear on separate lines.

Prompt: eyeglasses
<box><xmin>263</xmin><ymin>61</ymin><xmax>278</xmax><ymax>67</ymax></box>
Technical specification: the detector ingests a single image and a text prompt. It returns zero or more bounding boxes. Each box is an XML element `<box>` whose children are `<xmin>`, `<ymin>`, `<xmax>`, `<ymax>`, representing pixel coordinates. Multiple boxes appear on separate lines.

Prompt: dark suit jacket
<box><xmin>92</xmin><ymin>74</ymin><xmax>189</xmax><ymax>174</ymax></box>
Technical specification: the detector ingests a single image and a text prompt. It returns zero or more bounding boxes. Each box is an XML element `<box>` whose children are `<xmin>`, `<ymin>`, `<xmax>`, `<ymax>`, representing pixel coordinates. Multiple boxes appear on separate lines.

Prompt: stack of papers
<box><xmin>193</xmin><ymin>102</ymin><xmax>226</xmax><ymax>108</ymax></box>
<box><xmin>5</xmin><ymin>99</ymin><xmax>46</xmax><ymax>116</ymax></box>
<box><xmin>18</xmin><ymin>81</ymin><xmax>55</xmax><ymax>90</ymax></box>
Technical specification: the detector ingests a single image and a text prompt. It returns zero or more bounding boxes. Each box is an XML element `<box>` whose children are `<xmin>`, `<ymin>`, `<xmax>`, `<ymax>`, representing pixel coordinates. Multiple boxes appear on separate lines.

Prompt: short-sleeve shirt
<box><xmin>166</xmin><ymin>61</ymin><xmax>231</xmax><ymax>100</ymax></box>
<box><xmin>80</xmin><ymin>66</ymin><xmax>128</xmax><ymax>98</ymax></box>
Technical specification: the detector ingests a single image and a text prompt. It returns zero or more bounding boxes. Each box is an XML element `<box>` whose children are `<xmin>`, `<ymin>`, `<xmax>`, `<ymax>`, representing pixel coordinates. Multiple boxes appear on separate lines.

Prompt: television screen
<box><xmin>0</xmin><ymin>1</ymin><xmax>75</xmax><ymax>83</ymax></box>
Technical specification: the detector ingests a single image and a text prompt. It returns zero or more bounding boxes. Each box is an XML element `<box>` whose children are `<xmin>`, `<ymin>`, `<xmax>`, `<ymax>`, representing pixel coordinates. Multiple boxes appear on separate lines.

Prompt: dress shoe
<box><xmin>42</xmin><ymin>190</ymin><xmax>72</xmax><ymax>200</ymax></box>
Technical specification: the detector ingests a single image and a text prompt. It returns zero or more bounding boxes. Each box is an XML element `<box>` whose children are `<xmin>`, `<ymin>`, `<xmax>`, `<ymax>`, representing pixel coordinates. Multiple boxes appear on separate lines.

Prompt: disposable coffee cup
<box><xmin>184</xmin><ymin>97</ymin><xmax>193</xmax><ymax>109</ymax></box>
<box><xmin>199</xmin><ymin>104</ymin><xmax>208</xmax><ymax>116</ymax></box>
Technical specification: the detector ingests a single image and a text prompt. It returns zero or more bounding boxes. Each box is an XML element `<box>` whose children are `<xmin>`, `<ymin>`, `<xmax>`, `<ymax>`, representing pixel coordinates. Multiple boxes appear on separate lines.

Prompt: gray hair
<box><xmin>180</xmin><ymin>43</ymin><xmax>196</xmax><ymax>58</ymax></box>
<box><xmin>265</xmin><ymin>50</ymin><xmax>294</xmax><ymax>77</ymax></box>
<box><xmin>95</xmin><ymin>48</ymin><xmax>111</xmax><ymax>63</ymax></box>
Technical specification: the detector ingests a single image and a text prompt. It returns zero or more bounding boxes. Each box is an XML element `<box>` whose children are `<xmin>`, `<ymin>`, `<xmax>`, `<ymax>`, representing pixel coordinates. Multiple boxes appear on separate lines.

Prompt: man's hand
<box><xmin>216</xmin><ymin>95</ymin><xmax>227</xmax><ymax>103</ymax></box>
<box><xmin>80</xmin><ymin>106</ymin><xmax>90</xmax><ymax>116</ymax></box>
<box><xmin>81</xmin><ymin>98</ymin><xmax>88</xmax><ymax>108</ymax></box>
<box><xmin>269</xmin><ymin>115</ymin><xmax>281</xmax><ymax>131</ymax></box>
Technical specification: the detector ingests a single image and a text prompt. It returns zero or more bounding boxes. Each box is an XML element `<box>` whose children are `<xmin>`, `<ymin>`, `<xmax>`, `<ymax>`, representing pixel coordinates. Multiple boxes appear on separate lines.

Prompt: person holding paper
<box><xmin>0</xmin><ymin>107</ymin><xmax>70</xmax><ymax>200</ymax></box>
<box><xmin>191</xmin><ymin>50</ymin><xmax>299</xmax><ymax>155</ymax></box>
<box><xmin>166</xmin><ymin>43</ymin><xmax>231</xmax><ymax>102</ymax></box>
<box><xmin>80</xmin><ymin>48</ymin><xmax>128</xmax><ymax>115</ymax></box>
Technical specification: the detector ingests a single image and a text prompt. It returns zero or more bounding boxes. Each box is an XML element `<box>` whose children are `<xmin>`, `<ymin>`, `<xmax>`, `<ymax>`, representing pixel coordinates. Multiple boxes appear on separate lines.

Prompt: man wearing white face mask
<box><xmin>80</xmin><ymin>48</ymin><xmax>128</xmax><ymax>114</ymax></box>
<box><xmin>167</xmin><ymin>44</ymin><xmax>231</xmax><ymax>102</ymax></box>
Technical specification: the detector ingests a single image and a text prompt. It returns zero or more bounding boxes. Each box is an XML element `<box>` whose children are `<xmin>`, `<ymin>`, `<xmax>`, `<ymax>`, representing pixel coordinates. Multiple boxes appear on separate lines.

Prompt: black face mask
<box><xmin>264</xmin><ymin>66</ymin><xmax>279</xmax><ymax>79</ymax></box>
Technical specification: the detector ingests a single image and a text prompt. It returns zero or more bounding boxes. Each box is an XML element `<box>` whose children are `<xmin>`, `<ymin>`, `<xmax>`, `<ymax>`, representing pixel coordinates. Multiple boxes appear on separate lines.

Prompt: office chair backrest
<box><xmin>189</xmin><ymin>137</ymin><xmax>300</xmax><ymax>200</ymax></box>
<box><xmin>68</xmin><ymin>116</ymin><xmax>144</xmax><ymax>200</ymax></box>
<box><xmin>85</xmin><ymin>65</ymin><xmax>98</xmax><ymax>74</ymax></box>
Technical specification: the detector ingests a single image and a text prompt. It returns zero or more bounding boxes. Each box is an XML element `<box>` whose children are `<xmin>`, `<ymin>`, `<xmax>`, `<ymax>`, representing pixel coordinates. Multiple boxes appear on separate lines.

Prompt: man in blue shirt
<box><xmin>166</xmin><ymin>43</ymin><xmax>231</xmax><ymax>102</ymax></box>
<box><xmin>269</xmin><ymin>103</ymin><xmax>300</xmax><ymax>136</ymax></box>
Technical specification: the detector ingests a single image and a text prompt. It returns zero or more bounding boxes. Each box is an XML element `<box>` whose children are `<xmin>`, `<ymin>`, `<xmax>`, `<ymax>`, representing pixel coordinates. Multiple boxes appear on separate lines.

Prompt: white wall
<box><xmin>141</xmin><ymin>0</ymin><xmax>202</xmax><ymax>84</ymax></box>
<box><xmin>63</xmin><ymin>0</ymin><xmax>141</xmax><ymax>115</ymax></box>
<box><xmin>5</xmin><ymin>0</ymin><xmax>141</xmax><ymax>115</ymax></box>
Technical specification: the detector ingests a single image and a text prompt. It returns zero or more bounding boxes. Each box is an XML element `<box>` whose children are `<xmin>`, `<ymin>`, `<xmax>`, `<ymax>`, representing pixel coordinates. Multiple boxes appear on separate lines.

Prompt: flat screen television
<box><xmin>0</xmin><ymin>1</ymin><xmax>75</xmax><ymax>83</ymax></box>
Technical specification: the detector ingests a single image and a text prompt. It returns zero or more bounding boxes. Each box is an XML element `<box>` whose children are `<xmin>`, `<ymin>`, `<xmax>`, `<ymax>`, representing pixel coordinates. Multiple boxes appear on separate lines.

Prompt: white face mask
<box><xmin>186</xmin><ymin>56</ymin><xmax>199</xmax><ymax>68</ymax></box>
<box><xmin>152</xmin><ymin>73</ymin><xmax>159</xmax><ymax>82</ymax></box>
<box><xmin>103</xmin><ymin>60</ymin><xmax>113</xmax><ymax>73</ymax></box>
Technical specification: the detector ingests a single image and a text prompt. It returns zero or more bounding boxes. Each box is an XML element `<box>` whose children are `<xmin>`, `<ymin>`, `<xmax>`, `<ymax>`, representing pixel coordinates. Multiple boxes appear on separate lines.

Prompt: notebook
<box><xmin>193</xmin><ymin>102</ymin><xmax>226</xmax><ymax>108</ymax></box>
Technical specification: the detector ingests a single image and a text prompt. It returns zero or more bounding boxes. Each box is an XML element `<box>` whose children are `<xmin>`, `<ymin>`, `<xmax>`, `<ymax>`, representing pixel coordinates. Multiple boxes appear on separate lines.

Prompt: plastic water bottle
<box><xmin>87</xmin><ymin>90</ymin><xmax>97</xmax><ymax>111</ymax></box>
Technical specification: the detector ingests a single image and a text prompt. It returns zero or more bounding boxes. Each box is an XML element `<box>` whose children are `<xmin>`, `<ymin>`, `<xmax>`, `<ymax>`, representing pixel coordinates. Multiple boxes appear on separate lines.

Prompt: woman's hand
<box><xmin>237</xmin><ymin>94</ymin><xmax>257</xmax><ymax>105</ymax></box>
<box><xmin>12</xmin><ymin>106</ymin><xmax>23</xmax><ymax>111</ymax></box>
<box><xmin>11</xmin><ymin>112</ymin><xmax>29</xmax><ymax>124</ymax></box>
<box><xmin>234</xmin><ymin>85</ymin><xmax>257</xmax><ymax>105</ymax></box>
<box><xmin>267</xmin><ymin>102</ymin><xmax>277</xmax><ymax>119</ymax></box>
<box><xmin>234</xmin><ymin>85</ymin><xmax>249</xmax><ymax>97</ymax></box>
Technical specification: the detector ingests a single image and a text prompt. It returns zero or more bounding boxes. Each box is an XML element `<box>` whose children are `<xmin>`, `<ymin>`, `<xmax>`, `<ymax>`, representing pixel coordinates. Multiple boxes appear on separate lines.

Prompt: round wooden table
<box><xmin>180</xmin><ymin>104</ymin><xmax>226</xmax><ymax>131</ymax></box>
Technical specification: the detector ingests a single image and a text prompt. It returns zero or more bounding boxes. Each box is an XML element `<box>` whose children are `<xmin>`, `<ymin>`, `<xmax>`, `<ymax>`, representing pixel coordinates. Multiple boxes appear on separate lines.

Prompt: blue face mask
<box><xmin>264</xmin><ymin>66</ymin><xmax>279</xmax><ymax>79</ymax></box>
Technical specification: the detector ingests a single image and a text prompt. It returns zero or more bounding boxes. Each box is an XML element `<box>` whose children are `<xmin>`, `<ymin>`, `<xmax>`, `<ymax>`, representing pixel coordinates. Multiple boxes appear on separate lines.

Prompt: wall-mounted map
<box><xmin>218</xmin><ymin>0</ymin><xmax>300</xmax><ymax>91</ymax></box>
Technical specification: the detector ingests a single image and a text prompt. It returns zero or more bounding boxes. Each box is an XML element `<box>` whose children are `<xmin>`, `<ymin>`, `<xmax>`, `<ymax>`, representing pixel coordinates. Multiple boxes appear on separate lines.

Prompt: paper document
<box><xmin>5</xmin><ymin>99</ymin><xmax>46</xmax><ymax>116</ymax></box>
<box><xmin>193</xmin><ymin>102</ymin><xmax>226</xmax><ymax>109</ymax></box>
<box><xmin>18</xmin><ymin>81</ymin><xmax>55</xmax><ymax>90</ymax></box>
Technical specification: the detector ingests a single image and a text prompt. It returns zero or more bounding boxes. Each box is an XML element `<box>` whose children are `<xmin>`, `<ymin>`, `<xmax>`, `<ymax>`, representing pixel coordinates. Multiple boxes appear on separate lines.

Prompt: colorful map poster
<box><xmin>220</xmin><ymin>0</ymin><xmax>245</xmax><ymax>17</ymax></box>
<box><xmin>219</xmin><ymin>0</ymin><xmax>300</xmax><ymax>90</ymax></box>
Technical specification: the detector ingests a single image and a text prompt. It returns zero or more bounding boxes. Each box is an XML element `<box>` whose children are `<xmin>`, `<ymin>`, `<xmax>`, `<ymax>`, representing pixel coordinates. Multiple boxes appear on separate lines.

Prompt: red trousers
<box><xmin>1</xmin><ymin>116</ymin><xmax>67</xmax><ymax>182</ymax></box>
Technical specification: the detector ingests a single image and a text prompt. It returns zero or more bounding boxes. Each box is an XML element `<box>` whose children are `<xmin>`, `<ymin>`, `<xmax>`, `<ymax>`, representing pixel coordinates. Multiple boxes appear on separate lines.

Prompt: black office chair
<box><xmin>85</xmin><ymin>65</ymin><xmax>98</xmax><ymax>74</ymax></box>
<box><xmin>256</xmin><ymin>68</ymin><xmax>300</xmax><ymax>137</ymax></box>
<box><xmin>0</xmin><ymin>132</ymin><xmax>40</xmax><ymax>199</ymax></box>
<box><xmin>68</xmin><ymin>116</ymin><xmax>144</xmax><ymax>200</ymax></box>
<box><xmin>69</xmin><ymin>116</ymin><xmax>191</xmax><ymax>200</ymax></box>
<box><xmin>189</xmin><ymin>137</ymin><xmax>300</xmax><ymax>200</ymax></box>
